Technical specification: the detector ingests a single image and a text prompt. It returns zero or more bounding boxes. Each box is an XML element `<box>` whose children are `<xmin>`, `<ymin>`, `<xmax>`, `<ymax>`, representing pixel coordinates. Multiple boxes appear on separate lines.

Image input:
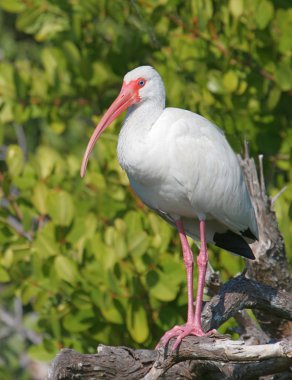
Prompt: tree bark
<box><xmin>201</xmin><ymin>274</ymin><xmax>292</xmax><ymax>332</ymax></box>
<box><xmin>48</xmin><ymin>337</ymin><xmax>292</xmax><ymax>380</ymax></box>
<box><xmin>48</xmin><ymin>151</ymin><xmax>292</xmax><ymax>379</ymax></box>
<box><xmin>239</xmin><ymin>148</ymin><xmax>292</xmax><ymax>340</ymax></box>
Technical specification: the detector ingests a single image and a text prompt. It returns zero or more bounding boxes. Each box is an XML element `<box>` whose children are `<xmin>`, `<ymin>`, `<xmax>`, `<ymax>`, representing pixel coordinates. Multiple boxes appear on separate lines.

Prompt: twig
<box><xmin>0</xmin><ymin>215</ymin><xmax>33</xmax><ymax>241</ymax></box>
<box><xmin>0</xmin><ymin>302</ymin><xmax>42</xmax><ymax>345</ymax></box>
<box><xmin>271</xmin><ymin>186</ymin><xmax>287</xmax><ymax>206</ymax></box>
<box><xmin>258</xmin><ymin>154</ymin><xmax>266</xmax><ymax>198</ymax></box>
<box><xmin>244</xmin><ymin>140</ymin><xmax>250</xmax><ymax>160</ymax></box>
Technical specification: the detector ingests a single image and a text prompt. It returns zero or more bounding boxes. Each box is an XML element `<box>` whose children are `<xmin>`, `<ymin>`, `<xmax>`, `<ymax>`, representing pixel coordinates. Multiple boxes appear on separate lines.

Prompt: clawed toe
<box><xmin>156</xmin><ymin>324</ymin><xmax>217</xmax><ymax>350</ymax></box>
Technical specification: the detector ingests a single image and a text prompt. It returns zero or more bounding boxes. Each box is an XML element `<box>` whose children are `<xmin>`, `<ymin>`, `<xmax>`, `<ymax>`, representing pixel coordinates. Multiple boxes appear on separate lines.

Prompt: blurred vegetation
<box><xmin>0</xmin><ymin>0</ymin><xmax>291</xmax><ymax>377</ymax></box>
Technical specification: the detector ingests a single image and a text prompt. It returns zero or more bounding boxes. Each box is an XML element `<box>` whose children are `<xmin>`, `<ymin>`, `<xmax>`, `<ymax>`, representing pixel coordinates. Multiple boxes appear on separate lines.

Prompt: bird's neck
<box><xmin>117</xmin><ymin>99</ymin><xmax>164</xmax><ymax>173</ymax></box>
<box><xmin>126</xmin><ymin>100</ymin><xmax>164</xmax><ymax>130</ymax></box>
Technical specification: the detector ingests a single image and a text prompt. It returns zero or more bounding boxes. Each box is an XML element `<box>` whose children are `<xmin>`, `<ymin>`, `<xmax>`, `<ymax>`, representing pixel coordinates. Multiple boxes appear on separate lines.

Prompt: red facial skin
<box><xmin>80</xmin><ymin>77</ymin><xmax>146</xmax><ymax>177</ymax></box>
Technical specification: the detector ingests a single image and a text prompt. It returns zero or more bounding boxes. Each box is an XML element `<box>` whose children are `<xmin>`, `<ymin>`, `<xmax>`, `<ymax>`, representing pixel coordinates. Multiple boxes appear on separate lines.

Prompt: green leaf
<box><xmin>207</xmin><ymin>71</ymin><xmax>225</xmax><ymax>94</ymax></box>
<box><xmin>267</xmin><ymin>86</ymin><xmax>281</xmax><ymax>110</ymax></box>
<box><xmin>223</xmin><ymin>71</ymin><xmax>238</xmax><ymax>93</ymax></box>
<box><xmin>63</xmin><ymin>309</ymin><xmax>94</xmax><ymax>333</ymax></box>
<box><xmin>32</xmin><ymin>182</ymin><xmax>49</xmax><ymax>214</ymax></box>
<box><xmin>0</xmin><ymin>0</ymin><xmax>25</xmax><ymax>13</ymax></box>
<box><xmin>47</xmin><ymin>190</ymin><xmax>74</xmax><ymax>226</ymax></box>
<box><xmin>255</xmin><ymin>0</ymin><xmax>274</xmax><ymax>30</ymax></box>
<box><xmin>36</xmin><ymin>17</ymin><xmax>69</xmax><ymax>42</ymax></box>
<box><xmin>0</xmin><ymin>62</ymin><xmax>15</xmax><ymax>99</ymax></box>
<box><xmin>149</xmin><ymin>270</ymin><xmax>180</xmax><ymax>302</ymax></box>
<box><xmin>272</xmin><ymin>9</ymin><xmax>292</xmax><ymax>54</ymax></box>
<box><xmin>50</xmin><ymin>121</ymin><xmax>65</xmax><ymax>135</ymax></box>
<box><xmin>275</xmin><ymin>63</ymin><xmax>292</xmax><ymax>91</ymax></box>
<box><xmin>0</xmin><ymin>248</ymin><xmax>14</xmax><ymax>268</ymax></box>
<box><xmin>34</xmin><ymin>222</ymin><xmax>59</xmax><ymax>258</ymax></box>
<box><xmin>54</xmin><ymin>256</ymin><xmax>79</xmax><ymax>284</ymax></box>
<box><xmin>21</xmin><ymin>282</ymin><xmax>41</xmax><ymax>304</ymax></box>
<box><xmin>16</xmin><ymin>6</ymin><xmax>43</xmax><ymax>34</ymax></box>
<box><xmin>124</xmin><ymin>211</ymin><xmax>144</xmax><ymax>237</ymax></box>
<box><xmin>41</xmin><ymin>47</ymin><xmax>58</xmax><ymax>84</ymax></box>
<box><xmin>6</xmin><ymin>144</ymin><xmax>24</xmax><ymax>177</ymax></box>
<box><xmin>63</xmin><ymin>41</ymin><xmax>81</xmax><ymax>67</ymax></box>
<box><xmin>36</xmin><ymin>146</ymin><xmax>60</xmax><ymax>178</ymax></box>
<box><xmin>161</xmin><ymin>261</ymin><xmax>185</xmax><ymax>286</ymax></box>
<box><xmin>70</xmin><ymin>291</ymin><xmax>92</xmax><ymax>310</ymax></box>
<box><xmin>28</xmin><ymin>342</ymin><xmax>57</xmax><ymax>362</ymax></box>
<box><xmin>128</xmin><ymin>231</ymin><xmax>149</xmax><ymax>256</ymax></box>
<box><xmin>126</xmin><ymin>301</ymin><xmax>149</xmax><ymax>343</ymax></box>
<box><xmin>229</xmin><ymin>0</ymin><xmax>243</xmax><ymax>18</ymax></box>
<box><xmin>0</xmin><ymin>102</ymin><xmax>14</xmax><ymax>123</ymax></box>
<box><xmin>0</xmin><ymin>266</ymin><xmax>10</xmax><ymax>282</ymax></box>
<box><xmin>100</xmin><ymin>298</ymin><xmax>124</xmax><ymax>324</ymax></box>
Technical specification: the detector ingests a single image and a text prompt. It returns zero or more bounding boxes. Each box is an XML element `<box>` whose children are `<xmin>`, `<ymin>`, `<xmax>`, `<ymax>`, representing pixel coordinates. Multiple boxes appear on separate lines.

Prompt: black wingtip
<box><xmin>213</xmin><ymin>230</ymin><xmax>255</xmax><ymax>260</ymax></box>
<box><xmin>241</xmin><ymin>227</ymin><xmax>258</xmax><ymax>241</ymax></box>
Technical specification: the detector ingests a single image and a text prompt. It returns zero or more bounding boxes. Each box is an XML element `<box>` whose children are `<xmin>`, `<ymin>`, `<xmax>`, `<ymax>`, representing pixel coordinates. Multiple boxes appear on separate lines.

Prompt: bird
<box><xmin>80</xmin><ymin>66</ymin><xmax>258</xmax><ymax>350</ymax></box>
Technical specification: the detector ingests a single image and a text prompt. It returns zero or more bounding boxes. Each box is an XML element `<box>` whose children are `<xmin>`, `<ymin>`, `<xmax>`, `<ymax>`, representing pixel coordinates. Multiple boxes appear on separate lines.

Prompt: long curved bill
<box><xmin>80</xmin><ymin>82</ymin><xmax>139</xmax><ymax>177</ymax></box>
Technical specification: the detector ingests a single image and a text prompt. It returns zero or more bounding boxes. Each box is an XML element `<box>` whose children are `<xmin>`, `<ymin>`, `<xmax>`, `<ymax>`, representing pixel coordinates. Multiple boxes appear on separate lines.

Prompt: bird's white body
<box><xmin>117</xmin><ymin>68</ymin><xmax>257</xmax><ymax>246</ymax></box>
<box><xmin>81</xmin><ymin>65</ymin><xmax>259</xmax><ymax>346</ymax></box>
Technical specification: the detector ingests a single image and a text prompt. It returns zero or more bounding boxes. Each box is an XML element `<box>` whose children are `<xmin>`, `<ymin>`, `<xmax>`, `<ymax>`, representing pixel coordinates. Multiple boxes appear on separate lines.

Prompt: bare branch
<box><xmin>48</xmin><ymin>338</ymin><xmax>292</xmax><ymax>380</ymax></box>
<box><xmin>271</xmin><ymin>186</ymin><xmax>287</xmax><ymax>206</ymax></box>
<box><xmin>239</xmin><ymin>152</ymin><xmax>292</xmax><ymax>339</ymax></box>
<box><xmin>148</xmin><ymin>336</ymin><xmax>292</xmax><ymax>380</ymax></box>
<box><xmin>0</xmin><ymin>303</ymin><xmax>42</xmax><ymax>345</ymax></box>
<box><xmin>202</xmin><ymin>274</ymin><xmax>292</xmax><ymax>332</ymax></box>
<box><xmin>258</xmin><ymin>154</ymin><xmax>266</xmax><ymax>197</ymax></box>
<box><xmin>234</xmin><ymin>309</ymin><xmax>270</xmax><ymax>345</ymax></box>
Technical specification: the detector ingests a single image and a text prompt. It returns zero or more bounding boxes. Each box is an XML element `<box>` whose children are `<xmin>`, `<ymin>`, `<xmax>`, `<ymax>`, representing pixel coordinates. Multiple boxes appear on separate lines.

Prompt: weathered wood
<box><xmin>48</xmin><ymin>337</ymin><xmax>292</xmax><ymax>380</ymax></box>
<box><xmin>48</xmin><ymin>346</ymin><xmax>158</xmax><ymax>379</ymax></box>
<box><xmin>146</xmin><ymin>336</ymin><xmax>292</xmax><ymax>380</ymax></box>
<box><xmin>202</xmin><ymin>274</ymin><xmax>292</xmax><ymax>331</ymax></box>
<box><xmin>239</xmin><ymin>150</ymin><xmax>292</xmax><ymax>339</ymax></box>
<box><xmin>233</xmin><ymin>309</ymin><xmax>270</xmax><ymax>345</ymax></box>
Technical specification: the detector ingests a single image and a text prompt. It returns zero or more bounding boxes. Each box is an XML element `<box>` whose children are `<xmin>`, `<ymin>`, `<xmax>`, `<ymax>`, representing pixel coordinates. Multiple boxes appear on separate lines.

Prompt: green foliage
<box><xmin>0</xmin><ymin>0</ymin><xmax>291</xmax><ymax>377</ymax></box>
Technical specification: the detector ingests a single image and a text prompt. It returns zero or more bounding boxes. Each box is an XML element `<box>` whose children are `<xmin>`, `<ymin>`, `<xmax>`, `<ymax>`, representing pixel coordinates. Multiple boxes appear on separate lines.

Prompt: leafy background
<box><xmin>0</xmin><ymin>0</ymin><xmax>291</xmax><ymax>378</ymax></box>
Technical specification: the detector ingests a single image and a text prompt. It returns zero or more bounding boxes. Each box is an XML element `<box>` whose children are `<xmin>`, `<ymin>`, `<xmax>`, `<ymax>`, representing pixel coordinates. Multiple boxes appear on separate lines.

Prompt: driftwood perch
<box><xmin>48</xmin><ymin>150</ymin><xmax>292</xmax><ymax>379</ymax></box>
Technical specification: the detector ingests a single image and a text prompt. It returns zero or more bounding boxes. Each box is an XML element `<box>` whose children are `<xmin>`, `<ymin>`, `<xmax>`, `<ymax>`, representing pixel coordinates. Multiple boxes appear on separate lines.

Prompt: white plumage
<box><xmin>81</xmin><ymin>65</ymin><xmax>258</xmax><ymax>348</ymax></box>
<box><xmin>117</xmin><ymin>66</ymin><xmax>258</xmax><ymax>250</ymax></box>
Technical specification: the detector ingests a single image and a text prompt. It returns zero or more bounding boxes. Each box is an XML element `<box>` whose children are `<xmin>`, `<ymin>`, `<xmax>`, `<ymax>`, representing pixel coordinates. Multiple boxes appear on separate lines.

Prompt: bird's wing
<box><xmin>157</xmin><ymin>108</ymin><xmax>258</xmax><ymax>238</ymax></box>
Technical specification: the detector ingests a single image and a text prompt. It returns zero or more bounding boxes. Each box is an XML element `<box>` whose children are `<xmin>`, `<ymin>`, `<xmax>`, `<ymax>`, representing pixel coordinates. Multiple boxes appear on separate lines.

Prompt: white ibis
<box><xmin>81</xmin><ymin>66</ymin><xmax>258</xmax><ymax>349</ymax></box>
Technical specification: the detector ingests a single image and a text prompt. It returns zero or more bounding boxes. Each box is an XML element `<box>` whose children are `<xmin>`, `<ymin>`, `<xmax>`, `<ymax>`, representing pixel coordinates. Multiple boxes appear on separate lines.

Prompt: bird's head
<box><xmin>80</xmin><ymin>66</ymin><xmax>165</xmax><ymax>177</ymax></box>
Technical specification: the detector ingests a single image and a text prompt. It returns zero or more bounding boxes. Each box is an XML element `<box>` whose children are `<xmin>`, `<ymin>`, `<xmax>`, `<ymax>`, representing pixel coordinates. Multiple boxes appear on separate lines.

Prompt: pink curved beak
<box><xmin>80</xmin><ymin>81</ymin><xmax>139</xmax><ymax>177</ymax></box>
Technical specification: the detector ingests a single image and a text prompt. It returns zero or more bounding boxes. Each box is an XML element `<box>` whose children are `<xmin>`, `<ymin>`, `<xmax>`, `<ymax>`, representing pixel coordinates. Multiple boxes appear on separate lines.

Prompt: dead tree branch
<box><xmin>202</xmin><ymin>274</ymin><xmax>292</xmax><ymax>331</ymax></box>
<box><xmin>239</xmin><ymin>150</ymin><xmax>292</xmax><ymax>340</ymax></box>
<box><xmin>48</xmin><ymin>337</ymin><xmax>292</xmax><ymax>380</ymax></box>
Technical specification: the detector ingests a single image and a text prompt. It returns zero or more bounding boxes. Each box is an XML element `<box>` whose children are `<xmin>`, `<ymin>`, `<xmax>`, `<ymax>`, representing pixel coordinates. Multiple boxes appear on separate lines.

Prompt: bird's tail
<box><xmin>213</xmin><ymin>230</ymin><xmax>255</xmax><ymax>260</ymax></box>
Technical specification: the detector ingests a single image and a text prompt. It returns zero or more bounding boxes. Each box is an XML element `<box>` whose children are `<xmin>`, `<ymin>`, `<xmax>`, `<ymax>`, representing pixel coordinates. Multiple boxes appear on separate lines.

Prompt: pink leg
<box><xmin>193</xmin><ymin>220</ymin><xmax>208</xmax><ymax>332</ymax></box>
<box><xmin>176</xmin><ymin>219</ymin><xmax>194</xmax><ymax>324</ymax></box>
<box><xmin>157</xmin><ymin>219</ymin><xmax>215</xmax><ymax>350</ymax></box>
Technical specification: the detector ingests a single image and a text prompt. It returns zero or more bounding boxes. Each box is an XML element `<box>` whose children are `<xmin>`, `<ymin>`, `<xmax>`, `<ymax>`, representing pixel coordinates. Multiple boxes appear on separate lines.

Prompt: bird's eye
<box><xmin>138</xmin><ymin>79</ymin><xmax>145</xmax><ymax>87</ymax></box>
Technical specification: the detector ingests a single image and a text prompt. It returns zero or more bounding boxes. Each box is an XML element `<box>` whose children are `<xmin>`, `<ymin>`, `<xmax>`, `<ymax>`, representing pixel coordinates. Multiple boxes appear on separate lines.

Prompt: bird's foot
<box><xmin>156</xmin><ymin>323</ymin><xmax>216</xmax><ymax>351</ymax></box>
